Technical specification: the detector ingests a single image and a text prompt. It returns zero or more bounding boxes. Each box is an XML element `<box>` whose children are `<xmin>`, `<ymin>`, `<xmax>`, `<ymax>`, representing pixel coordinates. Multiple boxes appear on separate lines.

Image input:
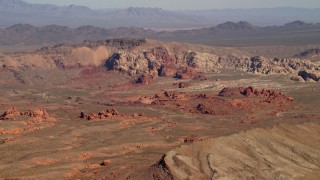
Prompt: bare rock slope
<box><xmin>151</xmin><ymin>123</ymin><xmax>320</xmax><ymax>179</ymax></box>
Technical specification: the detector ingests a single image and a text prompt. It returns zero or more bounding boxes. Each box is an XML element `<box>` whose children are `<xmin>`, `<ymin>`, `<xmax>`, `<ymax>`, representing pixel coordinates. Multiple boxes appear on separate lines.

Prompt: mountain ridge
<box><xmin>1</xmin><ymin>0</ymin><xmax>320</xmax><ymax>28</ymax></box>
<box><xmin>1</xmin><ymin>20</ymin><xmax>320</xmax><ymax>46</ymax></box>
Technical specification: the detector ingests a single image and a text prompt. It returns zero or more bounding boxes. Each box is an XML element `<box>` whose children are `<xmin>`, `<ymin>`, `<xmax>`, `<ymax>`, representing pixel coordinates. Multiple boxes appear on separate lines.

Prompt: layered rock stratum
<box><xmin>149</xmin><ymin>123</ymin><xmax>320</xmax><ymax>179</ymax></box>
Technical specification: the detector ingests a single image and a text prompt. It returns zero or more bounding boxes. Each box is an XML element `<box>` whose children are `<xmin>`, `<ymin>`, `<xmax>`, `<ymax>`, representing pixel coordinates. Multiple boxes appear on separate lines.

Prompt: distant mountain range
<box><xmin>0</xmin><ymin>0</ymin><xmax>204</xmax><ymax>28</ymax></box>
<box><xmin>153</xmin><ymin>21</ymin><xmax>320</xmax><ymax>46</ymax></box>
<box><xmin>1</xmin><ymin>21</ymin><xmax>320</xmax><ymax>46</ymax></box>
<box><xmin>1</xmin><ymin>0</ymin><xmax>320</xmax><ymax>28</ymax></box>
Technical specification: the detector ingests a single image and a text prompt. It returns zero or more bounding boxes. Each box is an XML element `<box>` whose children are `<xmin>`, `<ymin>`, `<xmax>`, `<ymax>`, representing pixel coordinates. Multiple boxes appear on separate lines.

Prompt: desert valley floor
<box><xmin>0</xmin><ymin>39</ymin><xmax>319</xmax><ymax>179</ymax></box>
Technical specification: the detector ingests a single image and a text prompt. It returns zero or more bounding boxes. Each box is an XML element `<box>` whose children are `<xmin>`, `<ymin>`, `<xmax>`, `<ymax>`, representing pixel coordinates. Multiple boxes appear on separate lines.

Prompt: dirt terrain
<box><xmin>147</xmin><ymin>122</ymin><xmax>320</xmax><ymax>179</ymax></box>
<box><xmin>0</xmin><ymin>39</ymin><xmax>319</xmax><ymax>179</ymax></box>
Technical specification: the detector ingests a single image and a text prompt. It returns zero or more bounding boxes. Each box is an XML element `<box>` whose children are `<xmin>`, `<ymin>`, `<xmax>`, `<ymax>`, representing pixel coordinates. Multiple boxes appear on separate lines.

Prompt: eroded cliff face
<box><xmin>0</xmin><ymin>46</ymin><xmax>111</xmax><ymax>69</ymax></box>
<box><xmin>106</xmin><ymin>50</ymin><xmax>319</xmax><ymax>77</ymax></box>
<box><xmin>0</xmin><ymin>39</ymin><xmax>147</xmax><ymax>70</ymax></box>
<box><xmin>0</xmin><ymin>39</ymin><xmax>319</xmax><ymax>78</ymax></box>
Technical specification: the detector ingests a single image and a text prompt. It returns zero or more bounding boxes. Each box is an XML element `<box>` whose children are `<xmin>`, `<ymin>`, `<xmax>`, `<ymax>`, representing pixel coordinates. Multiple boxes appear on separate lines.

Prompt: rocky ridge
<box><xmin>105</xmin><ymin>49</ymin><xmax>319</xmax><ymax>77</ymax></box>
<box><xmin>294</xmin><ymin>48</ymin><xmax>320</xmax><ymax>62</ymax></box>
<box><xmin>0</xmin><ymin>39</ymin><xmax>319</xmax><ymax>80</ymax></box>
<box><xmin>291</xmin><ymin>70</ymin><xmax>320</xmax><ymax>82</ymax></box>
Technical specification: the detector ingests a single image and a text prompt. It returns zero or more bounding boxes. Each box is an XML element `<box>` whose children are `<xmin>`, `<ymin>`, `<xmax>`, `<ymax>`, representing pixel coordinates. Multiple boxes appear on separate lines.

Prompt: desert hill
<box><xmin>1</xmin><ymin>21</ymin><xmax>320</xmax><ymax>47</ymax></box>
<box><xmin>294</xmin><ymin>48</ymin><xmax>320</xmax><ymax>62</ymax></box>
<box><xmin>146</xmin><ymin>122</ymin><xmax>320</xmax><ymax>179</ymax></box>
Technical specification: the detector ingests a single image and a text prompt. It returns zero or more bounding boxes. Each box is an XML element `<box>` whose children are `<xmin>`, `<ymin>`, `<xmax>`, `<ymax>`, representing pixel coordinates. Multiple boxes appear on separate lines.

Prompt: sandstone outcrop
<box><xmin>185</xmin><ymin>51</ymin><xmax>220</xmax><ymax>72</ymax></box>
<box><xmin>135</xmin><ymin>73</ymin><xmax>154</xmax><ymax>84</ymax></box>
<box><xmin>0</xmin><ymin>39</ymin><xmax>146</xmax><ymax>71</ymax></box>
<box><xmin>80</xmin><ymin>109</ymin><xmax>120</xmax><ymax>121</ymax></box>
<box><xmin>0</xmin><ymin>107</ymin><xmax>20</xmax><ymax>120</ymax></box>
<box><xmin>1</xmin><ymin>39</ymin><xmax>318</xmax><ymax>81</ymax></box>
<box><xmin>298</xmin><ymin>70</ymin><xmax>320</xmax><ymax>82</ymax></box>
<box><xmin>1</xmin><ymin>108</ymin><xmax>55</xmax><ymax>120</ymax></box>
<box><xmin>105</xmin><ymin>51</ymin><xmax>149</xmax><ymax>75</ymax></box>
<box><xmin>230</xmin><ymin>56</ymin><xmax>318</xmax><ymax>74</ymax></box>
<box><xmin>158</xmin><ymin>64</ymin><xmax>177</xmax><ymax>77</ymax></box>
<box><xmin>0</xmin><ymin>108</ymin><xmax>57</xmax><ymax>135</ymax></box>
<box><xmin>173</xmin><ymin>82</ymin><xmax>189</xmax><ymax>88</ymax></box>
<box><xmin>219</xmin><ymin>86</ymin><xmax>293</xmax><ymax>103</ymax></box>
<box><xmin>175</xmin><ymin>67</ymin><xmax>197</xmax><ymax>79</ymax></box>
<box><xmin>22</xmin><ymin>109</ymin><xmax>51</xmax><ymax>119</ymax></box>
<box><xmin>218</xmin><ymin>87</ymin><xmax>245</xmax><ymax>97</ymax></box>
<box><xmin>100</xmin><ymin>160</ymin><xmax>111</xmax><ymax>166</ymax></box>
<box><xmin>105</xmin><ymin>50</ymin><xmax>318</xmax><ymax>77</ymax></box>
<box><xmin>182</xmin><ymin>135</ymin><xmax>205</xmax><ymax>143</ymax></box>
<box><xmin>139</xmin><ymin>87</ymin><xmax>293</xmax><ymax>117</ymax></box>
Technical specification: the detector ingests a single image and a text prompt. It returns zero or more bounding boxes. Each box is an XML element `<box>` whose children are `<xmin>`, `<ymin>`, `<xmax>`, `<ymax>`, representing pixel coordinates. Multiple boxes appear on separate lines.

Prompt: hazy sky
<box><xmin>23</xmin><ymin>0</ymin><xmax>320</xmax><ymax>10</ymax></box>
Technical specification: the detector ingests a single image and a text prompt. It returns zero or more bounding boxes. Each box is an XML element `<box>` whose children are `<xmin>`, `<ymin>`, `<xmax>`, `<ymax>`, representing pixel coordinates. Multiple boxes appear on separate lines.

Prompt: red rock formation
<box><xmin>219</xmin><ymin>86</ymin><xmax>294</xmax><ymax>106</ymax></box>
<box><xmin>196</xmin><ymin>104</ymin><xmax>210</xmax><ymax>114</ymax></box>
<box><xmin>80</xmin><ymin>109</ymin><xmax>120</xmax><ymax>121</ymax></box>
<box><xmin>173</xmin><ymin>82</ymin><xmax>189</xmax><ymax>88</ymax></box>
<box><xmin>175</xmin><ymin>67</ymin><xmax>197</xmax><ymax>79</ymax></box>
<box><xmin>100</xmin><ymin>160</ymin><xmax>111</xmax><ymax>166</ymax></box>
<box><xmin>139</xmin><ymin>86</ymin><xmax>293</xmax><ymax>118</ymax></box>
<box><xmin>136</xmin><ymin>73</ymin><xmax>154</xmax><ymax>84</ymax></box>
<box><xmin>182</xmin><ymin>135</ymin><xmax>205</xmax><ymax>143</ymax></box>
<box><xmin>158</xmin><ymin>64</ymin><xmax>177</xmax><ymax>77</ymax></box>
<box><xmin>150</xmin><ymin>47</ymin><xmax>176</xmax><ymax>65</ymax></box>
<box><xmin>163</xmin><ymin>91</ymin><xmax>187</xmax><ymax>100</ymax></box>
<box><xmin>23</xmin><ymin>108</ymin><xmax>50</xmax><ymax>119</ymax></box>
<box><xmin>0</xmin><ymin>108</ymin><xmax>58</xmax><ymax>136</ymax></box>
<box><xmin>242</xmin><ymin>86</ymin><xmax>256</xmax><ymax>97</ymax></box>
<box><xmin>22</xmin><ymin>108</ymin><xmax>58</xmax><ymax>125</ymax></box>
<box><xmin>218</xmin><ymin>87</ymin><xmax>245</xmax><ymax>97</ymax></box>
<box><xmin>194</xmin><ymin>75</ymin><xmax>207</xmax><ymax>81</ymax></box>
<box><xmin>0</xmin><ymin>107</ymin><xmax>20</xmax><ymax>120</ymax></box>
